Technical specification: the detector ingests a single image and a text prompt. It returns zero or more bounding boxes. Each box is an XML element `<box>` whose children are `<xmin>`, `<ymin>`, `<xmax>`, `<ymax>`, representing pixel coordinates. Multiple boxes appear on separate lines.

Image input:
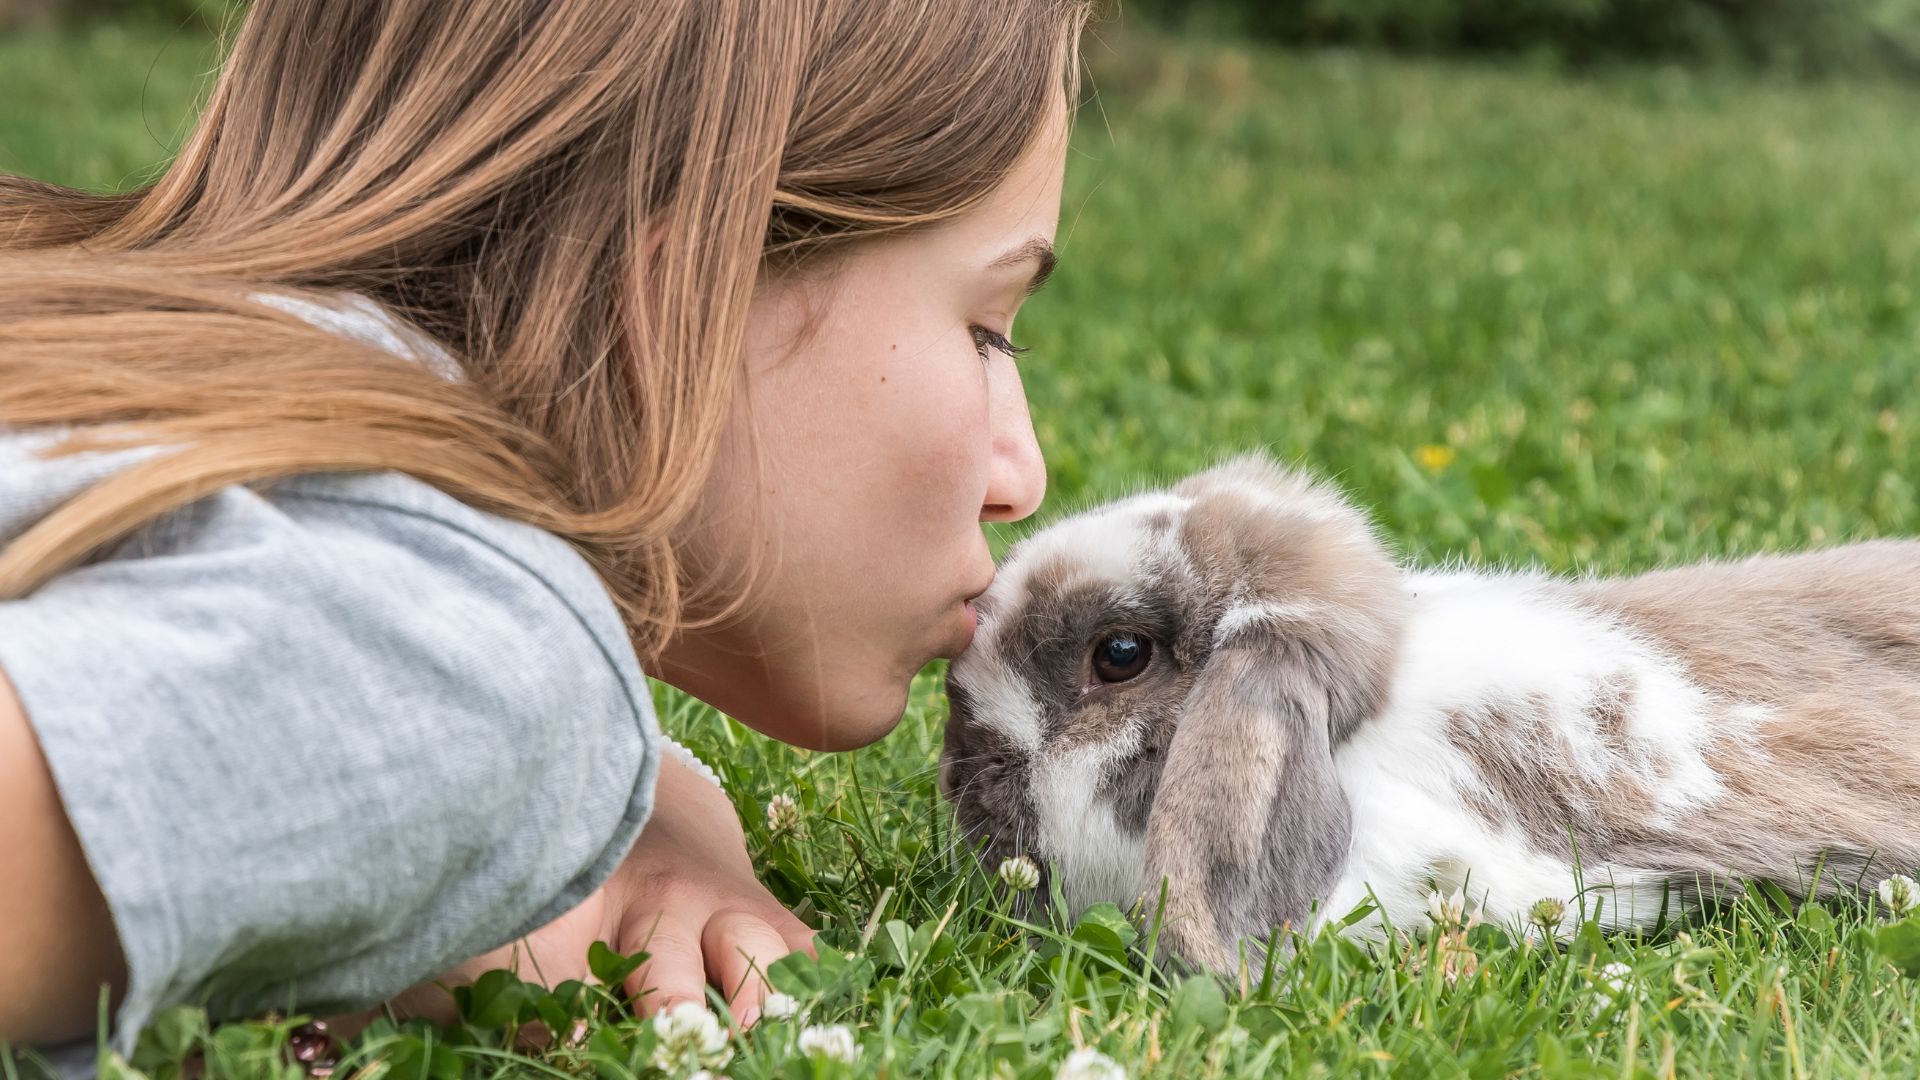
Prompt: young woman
<box><xmin>0</xmin><ymin>0</ymin><xmax>1085</xmax><ymax>1054</ymax></box>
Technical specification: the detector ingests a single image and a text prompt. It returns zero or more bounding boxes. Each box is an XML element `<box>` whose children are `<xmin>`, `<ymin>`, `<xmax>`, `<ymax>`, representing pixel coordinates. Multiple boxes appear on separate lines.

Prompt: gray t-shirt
<box><xmin>0</xmin><ymin>426</ymin><xmax>661</xmax><ymax>1066</ymax></box>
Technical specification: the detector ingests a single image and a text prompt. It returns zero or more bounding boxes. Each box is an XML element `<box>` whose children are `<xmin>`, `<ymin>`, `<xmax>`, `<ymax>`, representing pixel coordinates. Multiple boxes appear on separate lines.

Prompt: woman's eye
<box><xmin>971</xmin><ymin>325</ymin><xmax>1028</xmax><ymax>362</ymax></box>
<box><xmin>1091</xmin><ymin>632</ymin><xmax>1153</xmax><ymax>684</ymax></box>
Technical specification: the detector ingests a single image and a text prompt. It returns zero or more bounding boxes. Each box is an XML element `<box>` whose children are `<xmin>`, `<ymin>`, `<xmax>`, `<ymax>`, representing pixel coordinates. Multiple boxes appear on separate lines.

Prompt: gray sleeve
<box><xmin>0</xmin><ymin>470</ymin><xmax>659</xmax><ymax>1056</ymax></box>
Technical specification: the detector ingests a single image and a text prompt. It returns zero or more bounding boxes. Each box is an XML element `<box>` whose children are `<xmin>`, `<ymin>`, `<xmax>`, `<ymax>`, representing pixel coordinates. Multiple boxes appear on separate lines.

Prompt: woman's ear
<box><xmin>1142</xmin><ymin>455</ymin><xmax>1406</xmax><ymax>971</ymax></box>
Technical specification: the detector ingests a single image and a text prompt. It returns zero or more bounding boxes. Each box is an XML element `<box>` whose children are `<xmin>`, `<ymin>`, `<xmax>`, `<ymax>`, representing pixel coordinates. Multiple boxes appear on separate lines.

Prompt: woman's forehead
<box><xmin>952</xmin><ymin>102</ymin><xmax>1070</xmax><ymax>255</ymax></box>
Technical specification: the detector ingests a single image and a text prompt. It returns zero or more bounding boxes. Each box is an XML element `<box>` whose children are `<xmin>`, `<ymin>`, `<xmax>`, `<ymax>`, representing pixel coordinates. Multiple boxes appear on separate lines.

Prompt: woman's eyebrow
<box><xmin>989</xmin><ymin>236</ymin><xmax>1058</xmax><ymax>297</ymax></box>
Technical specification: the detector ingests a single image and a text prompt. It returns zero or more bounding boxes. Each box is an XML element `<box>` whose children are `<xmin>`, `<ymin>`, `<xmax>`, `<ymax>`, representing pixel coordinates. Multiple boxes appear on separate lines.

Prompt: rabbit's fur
<box><xmin>940</xmin><ymin>454</ymin><xmax>1920</xmax><ymax>971</ymax></box>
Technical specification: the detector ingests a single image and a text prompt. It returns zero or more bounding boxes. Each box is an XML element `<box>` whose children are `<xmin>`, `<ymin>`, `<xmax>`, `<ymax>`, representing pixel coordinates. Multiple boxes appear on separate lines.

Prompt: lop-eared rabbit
<box><xmin>940</xmin><ymin>455</ymin><xmax>1920</xmax><ymax>971</ymax></box>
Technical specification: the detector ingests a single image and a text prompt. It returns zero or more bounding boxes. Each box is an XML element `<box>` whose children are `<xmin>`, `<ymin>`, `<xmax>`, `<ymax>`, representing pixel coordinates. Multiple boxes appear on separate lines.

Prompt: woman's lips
<box><xmin>957</xmin><ymin>599</ymin><xmax>980</xmax><ymax>652</ymax></box>
<box><xmin>949</xmin><ymin>571</ymin><xmax>993</xmax><ymax>656</ymax></box>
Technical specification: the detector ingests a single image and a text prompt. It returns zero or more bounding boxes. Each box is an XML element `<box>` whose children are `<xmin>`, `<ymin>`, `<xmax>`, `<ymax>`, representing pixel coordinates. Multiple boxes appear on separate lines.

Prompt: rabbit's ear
<box><xmin>1143</xmin><ymin>458</ymin><xmax>1405</xmax><ymax>971</ymax></box>
<box><xmin>1142</xmin><ymin>619</ymin><xmax>1360</xmax><ymax>972</ymax></box>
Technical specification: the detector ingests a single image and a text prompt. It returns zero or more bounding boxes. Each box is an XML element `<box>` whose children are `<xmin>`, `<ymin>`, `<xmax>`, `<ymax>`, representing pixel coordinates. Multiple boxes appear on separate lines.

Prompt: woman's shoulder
<box><xmin>1</xmin><ymin>426</ymin><xmax>652</xmax><ymax>744</ymax></box>
<box><xmin>270</xmin><ymin>468</ymin><xmax>637</xmax><ymax>684</ymax></box>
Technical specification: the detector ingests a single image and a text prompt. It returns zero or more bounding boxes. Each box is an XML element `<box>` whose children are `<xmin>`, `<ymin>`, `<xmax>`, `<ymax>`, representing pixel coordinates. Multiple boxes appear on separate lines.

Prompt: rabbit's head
<box><xmin>941</xmin><ymin>455</ymin><xmax>1406</xmax><ymax>969</ymax></box>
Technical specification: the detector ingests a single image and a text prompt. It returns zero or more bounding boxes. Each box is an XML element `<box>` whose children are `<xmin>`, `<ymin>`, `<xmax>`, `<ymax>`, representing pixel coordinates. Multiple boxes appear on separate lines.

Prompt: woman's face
<box><xmin>657</xmin><ymin>102</ymin><xmax>1067</xmax><ymax>751</ymax></box>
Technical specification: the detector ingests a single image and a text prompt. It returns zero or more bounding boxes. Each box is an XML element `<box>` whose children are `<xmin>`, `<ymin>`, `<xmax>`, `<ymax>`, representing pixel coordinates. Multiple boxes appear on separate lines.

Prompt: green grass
<box><xmin>0</xmin><ymin>21</ymin><xmax>220</xmax><ymax>192</ymax></box>
<box><xmin>11</xmin><ymin>18</ymin><xmax>1920</xmax><ymax>1080</ymax></box>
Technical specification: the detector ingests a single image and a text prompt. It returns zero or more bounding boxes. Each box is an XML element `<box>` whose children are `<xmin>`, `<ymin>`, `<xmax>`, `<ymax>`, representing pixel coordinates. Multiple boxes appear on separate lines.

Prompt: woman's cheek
<box><xmin>914</xmin><ymin>354</ymin><xmax>994</xmax><ymax>484</ymax></box>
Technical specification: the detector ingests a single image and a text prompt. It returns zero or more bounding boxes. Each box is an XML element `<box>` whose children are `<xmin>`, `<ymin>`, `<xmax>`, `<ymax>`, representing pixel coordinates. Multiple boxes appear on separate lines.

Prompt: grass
<box><xmin>0</xmin><ymin>21</ymin><xmax>219</xmax><ymax>192</ymax></box>
<box><xmin>9</xmin><ymin>16</ymin><xmax>1920</xmax><ymax>1080</ymax></box>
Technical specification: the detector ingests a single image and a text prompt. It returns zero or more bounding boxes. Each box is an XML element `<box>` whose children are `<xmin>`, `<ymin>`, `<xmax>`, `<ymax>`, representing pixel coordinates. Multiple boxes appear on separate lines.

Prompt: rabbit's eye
<box><xmin>1092</xmin><ymin>633</ymin><xmax>1153</xmax><ymax>683</ymax></box>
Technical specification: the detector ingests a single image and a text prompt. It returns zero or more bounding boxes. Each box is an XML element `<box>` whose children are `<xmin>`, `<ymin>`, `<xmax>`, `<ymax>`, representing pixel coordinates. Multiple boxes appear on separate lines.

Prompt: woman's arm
<box><xmin>0</xmin><ymin>663</ymin><xmax>127</xmax><ymax>1044</ymax></box>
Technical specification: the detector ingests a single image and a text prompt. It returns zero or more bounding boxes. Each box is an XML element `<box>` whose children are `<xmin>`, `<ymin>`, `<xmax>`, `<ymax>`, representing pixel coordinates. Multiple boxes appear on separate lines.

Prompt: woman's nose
<box><xmin>980</xmin><ymin>361</ymin><xmax>1046</xmax><ymax>523</ymax></box>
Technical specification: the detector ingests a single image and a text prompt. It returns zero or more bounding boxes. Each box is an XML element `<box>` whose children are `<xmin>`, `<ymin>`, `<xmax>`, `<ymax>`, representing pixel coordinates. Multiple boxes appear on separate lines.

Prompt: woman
<box><xmin>0</xmin><ymin>0</ymin><xmax>1085</xmax><ymax>1054</ymax></box>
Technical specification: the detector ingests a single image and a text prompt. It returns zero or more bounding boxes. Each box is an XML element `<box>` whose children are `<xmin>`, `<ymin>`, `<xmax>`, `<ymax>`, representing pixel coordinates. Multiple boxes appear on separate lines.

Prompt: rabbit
<box><xmin>939</xmin><ymin>453</ymin><xmax>1920</xmax><ymax>972</ymax></box>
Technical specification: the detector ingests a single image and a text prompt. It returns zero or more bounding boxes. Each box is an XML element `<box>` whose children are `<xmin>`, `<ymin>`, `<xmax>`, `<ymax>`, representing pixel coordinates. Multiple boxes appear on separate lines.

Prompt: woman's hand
<box><xmin>606</xmin><ymin>747</ymin><xmax>818</xmax><ymax>1022</ymax></box>
<box><xmin>363</xmin><ymin>750</ymin><xmax>815</xmax><ymax>1031</ymax></box>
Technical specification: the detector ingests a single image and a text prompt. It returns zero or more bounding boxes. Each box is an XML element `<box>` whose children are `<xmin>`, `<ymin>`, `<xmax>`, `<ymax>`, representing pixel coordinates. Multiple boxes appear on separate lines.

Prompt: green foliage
<box><xmin>65</xmin><ymin>897</ymin><xmax>1920</xmax><ymax>1079</ymax></box>
<box><xmin>1030</xmin><ymin>35</ymin><xmax>1920</xmax><ymax>577</ymax></box>
<box><xmin>1875</xmin><ymin>919</ymin><xmax>1920</xmax><ymax>976</ymax></box>
<box><xmin>0</xmin><ymin>22</ymin><xmax>220</xmax><ymax>192</ymax></box>
<box><xmin>12</xmin><ymin>19</ymin><xmax>1920</xmax><ymax>1080</ymax></box>
<box><xmin>2</xmin><ymin>0</ymin><xmax>244</xmax><ymax>32</ymax></box>
<box><xmin>1128</xmin><ymin>0</ymin><xmax>1920</xmax><ymax>77</ymax></box>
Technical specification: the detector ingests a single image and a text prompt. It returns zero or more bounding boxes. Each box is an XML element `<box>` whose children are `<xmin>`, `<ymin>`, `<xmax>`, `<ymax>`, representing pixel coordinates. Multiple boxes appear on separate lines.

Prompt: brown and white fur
<box><xmin>940</xmin><ymin>454</ymin><xmax>1920</xmax><ymax>972</ymax></box>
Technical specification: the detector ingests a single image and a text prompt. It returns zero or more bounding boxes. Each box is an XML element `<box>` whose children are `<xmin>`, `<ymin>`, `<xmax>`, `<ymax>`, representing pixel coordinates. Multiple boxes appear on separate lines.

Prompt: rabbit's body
<box><xmin>941</xmin><ymin>457</ymin><xmax>1920</xmax><ymax>970</ymax></box>
<box><xmin>1272</xmin><ymin>564</ymin><xmax>1732</xmax><ymax>936</ymax></box>
<box><xmin>1334</xmin><ymin>551</ymin><xmax>1920</xmax><ymax>935</ymax></box>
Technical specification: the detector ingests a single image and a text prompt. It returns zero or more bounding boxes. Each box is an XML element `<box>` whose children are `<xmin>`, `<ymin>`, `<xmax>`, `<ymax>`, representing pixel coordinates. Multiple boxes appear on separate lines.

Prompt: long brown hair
<box><xmin>0</xmin><ymin>0</ymin><xmax>1090</xmax><ymax>662</ymax></box>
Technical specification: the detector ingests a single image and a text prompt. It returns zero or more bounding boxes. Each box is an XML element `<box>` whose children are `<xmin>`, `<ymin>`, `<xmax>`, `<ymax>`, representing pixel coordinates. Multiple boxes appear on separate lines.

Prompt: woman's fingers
<box><xmin>601</xmin><ymin>751</ymin><xmax>821</xmax><ymax>1025</ymax></box>
<box><xmin>626</xmin><ymin>913</ymin><xmax>710</xmax><ymax>1016</ymax></box>
<box><xmin>701</xmin><ymin>908</ymin><xmax>803</xmax><ymax>1025</ymax></box>
<box><xmin>626</xmin><ymin>903</ymin><xmax>808</xmax><ymax>1024</ymax></box>
<box><xmin>782</xmin><ymin>920</ymin><xmax>820</xmax><ymax>957</ymax></box>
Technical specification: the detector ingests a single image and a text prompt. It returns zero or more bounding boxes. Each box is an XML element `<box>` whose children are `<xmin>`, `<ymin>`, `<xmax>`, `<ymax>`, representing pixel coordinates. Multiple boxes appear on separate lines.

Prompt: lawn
<box><xmin>9</xmin><ymin>17</ymin><xmax>1920</xmax><ymax>1079</ymax></box>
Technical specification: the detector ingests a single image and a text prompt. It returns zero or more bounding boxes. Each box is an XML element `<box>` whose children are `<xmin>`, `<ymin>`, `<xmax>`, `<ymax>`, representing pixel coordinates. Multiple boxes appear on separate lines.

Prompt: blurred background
<box><xmin>5</xmin><ymin>0</ymin><xmax>1920</xmax><ymax>575</ymax></box>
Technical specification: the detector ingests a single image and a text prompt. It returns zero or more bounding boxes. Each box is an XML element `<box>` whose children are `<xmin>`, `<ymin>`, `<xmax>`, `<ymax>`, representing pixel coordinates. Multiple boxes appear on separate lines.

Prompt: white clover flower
<box><xmin>1426</xmin><ymin>888</ymin><xmax>1466</xmax><ymax>930</ymax></box>
<box><xmin>651</xmin><ymin>1001</ymin><xmax>732</xmax><ymax>1073</ymax></box>
<box><xmin>766</xmin><ymin>793</ymin><xmax>800</xmax><ymax>834</ymax></box>
<box><xmin>1527</xmin><ymin>897</ymin><xmax>1566</xmax><ymax>936</ymax></box>
<box><xmin>1878</xmin><ymin>874</ymin><xmax>1918</xmax><ymax>917</ymax></box>
<box><xmin>1597</xmin><ymin>961</ymin><xmax>1632</xmax><ymax>992</ymax></box>
<box><xmin>1056</xmin><ymin>1047</ymin><xmax>1127</xmax><ymax>1080</ymax></box>
<box><xmin>797</xmin><ymin>1024</ymin><xmax>861</xmax><ymax>1064</ymax></box>
<box><xmin>1582</xmin><ymin>957</ymin><xmax>1628</xmax><ymax>1006</ymax></box>
<box><xmin>1588</xmin><ymin>961</ymin><xmax>1634</xmax><ymax>1018</ymax></box>
<box><xmin>760</xmin><ymin>991</ymin><xmax>801</xmax><ymax>1022</ymax></box>
<box><xmin>687</xmin><ymin>1073</ymin><xmax>731</xmax><ymax>1080</ymax></box>
<box><xmin>998</xmin><ymin>855</ymin><xmax>1041</xmax><ymax>893</ymax></box>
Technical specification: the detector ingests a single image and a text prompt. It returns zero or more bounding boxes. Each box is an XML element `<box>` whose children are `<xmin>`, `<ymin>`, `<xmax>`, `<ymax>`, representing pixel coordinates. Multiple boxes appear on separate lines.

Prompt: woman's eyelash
<box><xmin>971</xmin><ymin>325</ymin><xmax>1029</xmax><ymax>361</ymax></box>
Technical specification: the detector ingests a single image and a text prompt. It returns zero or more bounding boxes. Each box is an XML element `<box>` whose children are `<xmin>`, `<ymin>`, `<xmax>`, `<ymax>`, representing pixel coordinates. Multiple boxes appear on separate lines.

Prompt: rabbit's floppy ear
<box><xmin>1143</xmin><ymin>456</ymin><xmax>1404</xmax><ymax>971</ymax></box>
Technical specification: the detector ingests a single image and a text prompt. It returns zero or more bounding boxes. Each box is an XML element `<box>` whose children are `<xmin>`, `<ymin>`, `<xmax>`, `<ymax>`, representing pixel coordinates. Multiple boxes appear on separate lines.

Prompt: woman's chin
<box><xmin>804</xmin><ymin>714</ymin><xmax>902</xmax><ymax>752</ymax></box>
<box><xmin>740</xmin><ymin>678</ymin><xmax>912</xmax><ymax>752</ymax></box>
